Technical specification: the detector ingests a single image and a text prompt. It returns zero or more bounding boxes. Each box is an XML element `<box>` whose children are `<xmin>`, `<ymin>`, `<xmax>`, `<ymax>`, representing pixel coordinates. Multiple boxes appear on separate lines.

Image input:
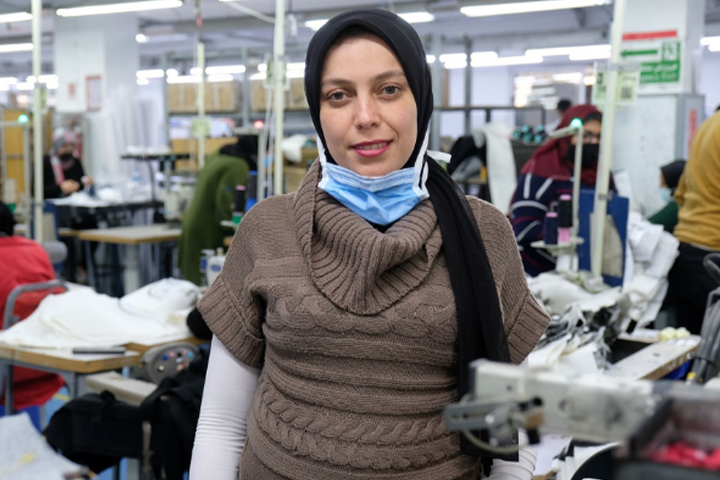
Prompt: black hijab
<box><xmin>304</xmin><ymin>8</ymin><xmax>512</xmax><ymax>464</ymax></box>
<box><xmin>661</xmin><ymin>159</ymin><xmax>686</xmax><ymax>192</ymax></box>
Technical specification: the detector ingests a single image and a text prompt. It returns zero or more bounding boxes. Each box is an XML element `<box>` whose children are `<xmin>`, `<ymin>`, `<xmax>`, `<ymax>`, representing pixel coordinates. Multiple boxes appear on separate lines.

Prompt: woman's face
<box><xmin>319</xmin><ymin>35</ymin><xmax>417</xmax><ymax>177</ymax></box>
<box><xmin>570</xmin><ymin>119</ymin><xmax>602</xmax><ymax>146</ymax></box>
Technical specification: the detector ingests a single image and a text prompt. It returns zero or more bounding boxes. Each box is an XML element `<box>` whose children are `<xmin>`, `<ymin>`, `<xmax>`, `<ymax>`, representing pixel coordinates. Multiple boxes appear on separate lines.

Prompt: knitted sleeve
<box><xmin>197</xmin><ymin>202</ymin><xmax>268</xmax><ymax>369</ymax></box>
<box><xmin>468</xmin><ymin>197</ymin><xmax>550</xmax><ymax>364</ymax></box>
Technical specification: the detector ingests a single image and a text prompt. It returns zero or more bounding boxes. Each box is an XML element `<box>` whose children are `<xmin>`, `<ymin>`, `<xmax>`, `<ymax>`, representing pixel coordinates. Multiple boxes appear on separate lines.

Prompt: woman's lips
<box><xmin>352</xmin><ymin>140</ymin><xmax>392</xmax><ymax>158</ymax></box>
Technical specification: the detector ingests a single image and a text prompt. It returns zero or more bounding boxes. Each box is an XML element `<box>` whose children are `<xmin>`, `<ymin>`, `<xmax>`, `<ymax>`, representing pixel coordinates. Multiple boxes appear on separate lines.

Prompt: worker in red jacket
<box><xmin>0</xmin><ymin>201</ymin><xmax>65</xmax><ymax>423</ymax></box>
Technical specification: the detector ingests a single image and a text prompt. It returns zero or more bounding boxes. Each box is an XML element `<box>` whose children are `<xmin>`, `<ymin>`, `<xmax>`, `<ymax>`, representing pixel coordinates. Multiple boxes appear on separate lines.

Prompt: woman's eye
<box><xmin>383</xmin><ymin>86</ymin><xmax>399</xmax><ymax>95</ymax></box>
<box><xmin>329</xmin><ymin>92</ymin><xmax>345</xmax><ymax>101</ymax></box>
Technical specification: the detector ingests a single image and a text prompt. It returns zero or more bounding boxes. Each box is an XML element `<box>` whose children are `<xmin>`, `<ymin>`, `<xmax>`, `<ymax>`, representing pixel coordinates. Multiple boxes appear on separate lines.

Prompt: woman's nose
<box><xmin>354</xmin><ymin>95</ymin><xmax>380</xmax><ymax>130</ymax></box>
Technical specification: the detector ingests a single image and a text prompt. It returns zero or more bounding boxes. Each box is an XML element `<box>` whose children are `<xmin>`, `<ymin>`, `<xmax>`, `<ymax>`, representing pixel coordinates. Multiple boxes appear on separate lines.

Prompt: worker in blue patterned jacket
<box><xmin>510</xmin><ymin>104</ymin><xmax>610</xmax><ymax>276</ymax></box>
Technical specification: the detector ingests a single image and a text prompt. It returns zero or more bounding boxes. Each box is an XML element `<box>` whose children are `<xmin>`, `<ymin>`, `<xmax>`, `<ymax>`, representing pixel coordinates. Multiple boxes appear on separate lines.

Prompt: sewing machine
<box><xmin>445</xmin><ymin>361</ymin><xmax>720</xmax><ymax>479</ymax></box>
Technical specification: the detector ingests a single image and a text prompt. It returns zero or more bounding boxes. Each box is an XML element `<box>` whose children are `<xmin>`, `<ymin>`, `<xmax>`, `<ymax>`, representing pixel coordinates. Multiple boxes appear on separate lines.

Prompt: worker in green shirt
<box><xmin>648</xmin><ymin>159</ymin><xmax>686</xmax><ymax>233</ymax></box>
<box><xmin>178</xmin><ymin>137</ymin><xmax>257</xmax><ymax>285</ymax></box>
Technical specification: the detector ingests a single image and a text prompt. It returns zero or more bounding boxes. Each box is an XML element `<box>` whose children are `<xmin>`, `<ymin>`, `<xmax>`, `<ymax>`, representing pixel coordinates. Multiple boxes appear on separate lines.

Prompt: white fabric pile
<box><xmin>622</xmin><ymin>211</ymin><xmax>680</xmax><ymax>329</ymax></box>
<box><xmin>0</xmin><ymin>279</ymin><xmax>198</xmax><ymax>349</ymax></box>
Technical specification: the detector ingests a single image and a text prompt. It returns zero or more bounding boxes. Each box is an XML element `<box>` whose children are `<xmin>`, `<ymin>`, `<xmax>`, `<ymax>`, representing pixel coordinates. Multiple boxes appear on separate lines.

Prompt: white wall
<box><xmin>700</xmin><ymin>51</ymin><xmax>720</xmax><ymax>117</ymax></box>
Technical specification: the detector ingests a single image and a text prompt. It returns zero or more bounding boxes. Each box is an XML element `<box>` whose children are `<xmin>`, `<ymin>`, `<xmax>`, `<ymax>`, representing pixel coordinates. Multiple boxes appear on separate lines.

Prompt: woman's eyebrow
<box><xmin>321</xmin><ymin>70</ymin><xmax>406</xmax><ymax>89</ymax></box>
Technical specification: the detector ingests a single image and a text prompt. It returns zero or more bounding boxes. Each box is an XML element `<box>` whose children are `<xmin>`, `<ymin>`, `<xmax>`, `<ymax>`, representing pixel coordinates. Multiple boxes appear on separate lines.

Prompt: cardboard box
<box><xmin>169</xmin><ymin>81</ymin><xmax>240</xmax><ymax>114</ymax></box>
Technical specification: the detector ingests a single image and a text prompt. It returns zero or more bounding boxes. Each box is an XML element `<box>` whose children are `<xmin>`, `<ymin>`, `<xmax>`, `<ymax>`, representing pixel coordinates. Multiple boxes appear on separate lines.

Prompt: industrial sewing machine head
<box><xmin>444</xmin><ymin>361</ymin><xmax>720</xmax><ymax>478</ymax></box>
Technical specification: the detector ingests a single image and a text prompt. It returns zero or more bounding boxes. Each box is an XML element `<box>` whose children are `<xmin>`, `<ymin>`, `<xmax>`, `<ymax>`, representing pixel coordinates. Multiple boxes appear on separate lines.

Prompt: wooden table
<box><xmin>125</xmin><ymin>335</ymin><xmax>206</xmax><ymax>355</ymax></box>
<box><xmin>0</xmin><ymin>344</ymin><xmax>140</xmax><ymax>414</ymax></box>
<box><xmin>77</xmin><ymin>225</ymin><xmax>181</xmax><ymax>294</ymax></box>
<box><xmin>607</xmin><ymin>331</ymin><xmax>702</xmax><ymax>381</ymax></box>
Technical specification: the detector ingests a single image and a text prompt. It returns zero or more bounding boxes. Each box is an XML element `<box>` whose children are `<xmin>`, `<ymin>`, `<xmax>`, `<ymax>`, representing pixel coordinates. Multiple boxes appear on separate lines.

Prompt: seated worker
<box><xmin>178</xmin><ymin>136</ymin><xmax>257</xmax><ymax>285</ymax></box>
<box><xmin>0</xmin><ymin>201</ymin><xmax>65</xmax><ymax>425</ymax></box>
<box><xmin>511</xmin><ymin>105</ymin><xmax>608</xmax><ymax>276</ymax></box>
<box><xmin>648</xmin><ymin>159</ymin><xmax>686</xmax><ymax>233</ymax></box>
<box><xmin>669</xmin><ymin>112</ymin><xmax>720</xmax><ymax>334</ymax></box>
<box><xmin>43</xmin><ymin>128</ymin><xmax>93</xmax><ymax>200</ymax></box>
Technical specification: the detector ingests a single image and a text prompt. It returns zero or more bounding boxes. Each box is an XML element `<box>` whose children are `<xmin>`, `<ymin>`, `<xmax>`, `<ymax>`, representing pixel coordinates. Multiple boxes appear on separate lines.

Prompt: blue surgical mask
<box><xmin>660</xmin><ymin>187</ymin><xmax>674</xmax><ymax>204</ymax></box>
<box><xmin>317</xmin><ymin>134</ymin><xmax>431</xmax><ymax>226</ymax></box>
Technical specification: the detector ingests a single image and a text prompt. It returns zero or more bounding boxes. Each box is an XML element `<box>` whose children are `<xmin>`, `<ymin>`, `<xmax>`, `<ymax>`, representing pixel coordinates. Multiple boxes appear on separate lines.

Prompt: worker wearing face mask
<box><xmin>42</xmin><ymin>128</ymin><xmax>93</xmax><ymax>200</ymax></box>
<box><xmin>510</xmin><ymin>105</ymin><xmax>611</xmax><ymax>277</ymax></box>
<box><xmin>648</xmin><ymin>160</ymin><xmax>686</xmax><ymax>233</ymax></box>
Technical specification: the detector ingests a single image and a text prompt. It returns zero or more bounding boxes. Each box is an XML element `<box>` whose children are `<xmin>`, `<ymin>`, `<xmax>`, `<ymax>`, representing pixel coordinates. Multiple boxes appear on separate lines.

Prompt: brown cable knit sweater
<box><xmin>198</xmin><ymin>161</ymin><xmax>549</xmax><ymax>480</ymax></box>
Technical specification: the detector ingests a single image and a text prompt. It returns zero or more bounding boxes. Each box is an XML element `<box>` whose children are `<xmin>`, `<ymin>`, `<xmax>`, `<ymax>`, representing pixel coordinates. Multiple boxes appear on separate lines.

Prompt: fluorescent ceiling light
<box><xmin>287</xmin><ymin>62</ymin><xmax>305</xmax><ymax>71</ymax></box>
<box><xmin>166</xmin><ymin>68</ymin><xmax>179</xmax><ymax>77</ymax></box>
<box><xmin>28</xmin><ymin>74</ymin><xmax>59</xmax><ymax>84</ymax></box>
<box><xmin>471</xmin><ymin>51</ymin><xmax>499</xmax><ymax>61</ymax></box>
<box><xmin>16</xmin><ymin>82</ymin><xmax>34</xmax><ymax>91</ymax></box>
<box><xmin>461</xmin><ymin>0</ymin><xmax>608</xmax><ymax>17</ymax></box>
<box><xmin>584</xmin><ymin>75</ymin><xmax>596</xmax><ymax>85</ymax></box>
<box><xmin>552</xmin><ymin>72</ymin><xmax>583</xmax><ymax>83</ymax></box>
<box><xmin>471</xmin><ymin>55</ymin><xmax>544</xmax><ymax>67</ymax></box>
<box><xmin>167</xmin><ymin>75</ymin><xmax>201</xmax><ymax>84</ymax></box>
<box><xmin>207</xmin><ymin>65</ymin><xmax>245</xmax><ymax>75</ymax></box>
<box><xmin>57</xmin><ymin>0</ymin><xmax>182</xmax><ymax>17</ymax></box>
<box><xmin>304</xmin><ymin>19</ymin><xmax>328</xmax><ymax>31</ymax></box>
<box><xmin>287</xmin><ymin>70</ymin><xmax>305</xmax><ymax>79</ymax></box>
<box><xmin>0</xmin><ymin>12</ymin><xmax>33</xmax><ymax>23</ymax></box>
<box><xmin>526</xmin><ymin>44</ymin><xmax>610</xmax><ymax>57</ymax></box>
<box><xmin>258</xmin><ymin>64</ymin><xmax>267</xmax><ymax>72</ymax></box>
<box><xmin>0</xmin><ymin>43</ymin><xmax>33</xmax><ymax>53</ymax></box>
<box><xmin>250</xmin><ymin>72</ymin><xmax>267</xmax><ymax>80</ymax></box>
<box><xmin>0</xmin><ymin>84</ymin><xmax>9</xmax><ymax>92</ymax></box>
<box><xmin>137</xmin><ymin>69</ymin><xmax>165</xmax><ymax>78</ymax></box>
<box><xmin>710</xmin><ymin>44</ymin><xmax>720</xmax><ymax>52</ymax></box>
<box><xmin>439</xmin><ymin>53</ymin><xmax>467</xmax><ymax>63</ymax></box>
<box><xmin>136</xmin><ymin>33</ymin><xmax>147</xmax><ymax>43</ymax></box>
<box><xmin>514</xmin><ymin>75</ymin><xmax>536</xmax><ymax>84</ymax></box>
<box><xmin>443</xmin><ymin>61</ymin><xmax>468</xmax><ymax>69</ymax></box>
<box><xmin>0</xmin><ymin>77</ymin><xmax>18</xmax><ymax>84</ymax></box>
<box><xmin>426</xmin><ymin>54</ymin><xmax>436</xmax><ymax>64</ymax></box>
<box><xmin>46</xmin><ymin>82</ymin><xmax>59</xmax><ymax>90</ymax></box>
<box><xmin>701</xmin><ymin>36</ymin><xmax>720</xmax><ymax>46</ymax></box>
<box><xmin>137</xmin><ymin>77</ymin><xmax>150</xmax><ymax>85</ymax></box>
<box><xmin>569</xmin><ymin>50</ymin><xmax>611</xmax><ymax>60</ymax></box>
<box><xmin>398</xmin><ymin>12</ymin><xmax>435</xmax><ymax>23</ymax></box>
<box><xmin>208</xmin><ymin>74</ymin><xmax>234</xmax><ymax>82</ymax></box>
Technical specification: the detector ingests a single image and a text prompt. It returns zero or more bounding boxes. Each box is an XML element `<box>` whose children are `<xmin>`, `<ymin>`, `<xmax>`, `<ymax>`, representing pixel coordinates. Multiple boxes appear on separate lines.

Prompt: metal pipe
<box><xmin>32</xmin><ymin>0</ymin><xmax>43</xmax><ymax>242</ymax></box>
<box><xmin>430</xmin><ymin>33</ymin><xmax>442</xmax><ymax>152</ymax></box>
<box><xmin>272</xmin><ymin>0</ymin><xmax>286</xmax><ymax>196</ymax></box>
<box><xmin>23</xmin><ymin>123</ymin><xmax>30</xmax><ymax>208</ymax></box>
<box><xmin>241</xmin><ymin>47</ymin><xmax>251</xmax><ymax>128</ymax></box>
<box><xmin>464</xmin><ymin>37</ymin><xmax>472</xmax><ymax>133</ymax></box>
<box><xmin>197</xmin><ymin>42</ymin><xmax>206</xmax><ymax>170</ymax></box>
<box><xmin>591</xmin><ymin>0</ymin><xmax>626</xmax><ymax>279</ymax></box>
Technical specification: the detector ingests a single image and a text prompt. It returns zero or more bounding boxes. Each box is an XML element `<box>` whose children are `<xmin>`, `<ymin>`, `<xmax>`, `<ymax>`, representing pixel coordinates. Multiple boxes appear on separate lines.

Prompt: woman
<box><xmin>190</xmin><ymin>9</ymin><xmax>548</xmax><ymax>480</ymax></box>
<box><xmin>510</xmin><ymin>105</ymin><xmax>604</xmax><ymax>276</ymax></box>
<box><xmin>42</xmin><ymin>128</ymin><xmax>92</xmax><ymax>200</ymax></box>
<box><xmin>648</xmin><ymin>159</ymin><xmax>686</xmax><ymax>233</ymax></box>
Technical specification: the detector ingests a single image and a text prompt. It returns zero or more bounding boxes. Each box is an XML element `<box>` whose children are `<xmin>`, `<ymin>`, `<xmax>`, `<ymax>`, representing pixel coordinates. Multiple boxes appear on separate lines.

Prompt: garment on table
<box><xmin>41</xmin><ymin>154</ymin><xmax>86</xmax><ymax>200</ymax></box>
<box><xmin>0</xmin><ymin>236</ymin><xmax>64</xmax><ymax>410</ymax></box>
<box><xmin>197</xmin><ymin>161</ymin><xmax>549</xmax><ymax>480</ymax></box>
<box><xmin>178</xmin><ymin>152</ymin><xmax>250</xmax><ymax>285</ymax></box>
<box><xmin>510</xmin><ymin>105</ymin><xmax>612</xmax><ymax>277</ymax></box>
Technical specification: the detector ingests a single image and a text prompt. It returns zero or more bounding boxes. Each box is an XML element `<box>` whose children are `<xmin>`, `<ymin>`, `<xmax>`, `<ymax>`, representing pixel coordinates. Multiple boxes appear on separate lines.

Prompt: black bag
<box><xmin>139</xmin><ymin>348</ymin><xmax>209</xmax><ymax>480</ymax></box>
<box><xmin>44</xmin><ymin>390</ymin><xmax>143</xmax><ymax>473</ymax></box>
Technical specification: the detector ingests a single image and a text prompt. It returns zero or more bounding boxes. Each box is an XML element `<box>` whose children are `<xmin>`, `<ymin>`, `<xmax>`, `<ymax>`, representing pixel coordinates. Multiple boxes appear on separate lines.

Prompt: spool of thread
<box><xmin>543</xmin><ymin>212</ymin><xmax>558</xmax><ymax>245</ymax></box>
<box><xmin>246</xmin><ymin>171</ymin><xmax>257</xmax><ymax>211</ymax></box>
<box><xmin>557</xmin><ymin>194</ymin><xmax>572</xmax><ymax>245</ymax></box>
